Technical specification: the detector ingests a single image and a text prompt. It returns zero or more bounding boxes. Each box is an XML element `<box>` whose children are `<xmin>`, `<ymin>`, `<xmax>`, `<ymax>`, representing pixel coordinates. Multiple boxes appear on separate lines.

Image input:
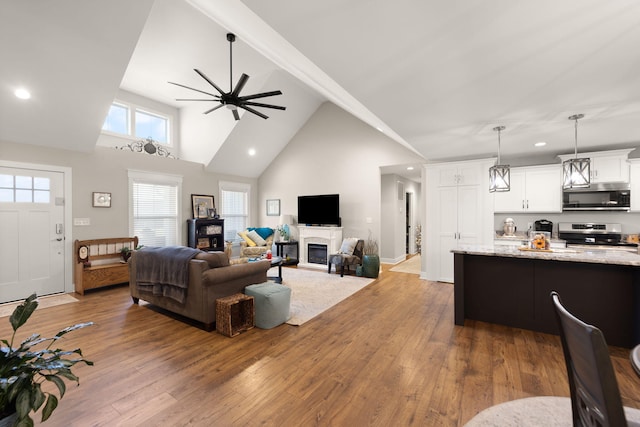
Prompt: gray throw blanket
<box><xmin>135</xmin><ymin>246</ymin><xmax>200</xmax><ymax>303</ymax></box>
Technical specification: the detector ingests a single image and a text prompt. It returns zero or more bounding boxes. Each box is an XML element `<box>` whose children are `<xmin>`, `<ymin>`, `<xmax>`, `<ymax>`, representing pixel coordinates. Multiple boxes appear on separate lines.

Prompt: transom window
<box><xmin>0</xmin><ymin>174</ymin><xmax>50</xmax><ymax>203</ymax></box>
<box><xmin>103</xmin><ymin>101</ymin><xmax>171</xmax><ymax>144</ymax></box>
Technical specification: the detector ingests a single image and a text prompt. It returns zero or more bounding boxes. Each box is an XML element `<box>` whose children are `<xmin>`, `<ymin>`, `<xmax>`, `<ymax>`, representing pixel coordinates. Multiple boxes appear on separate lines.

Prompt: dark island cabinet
<box><xmin>454</xmin><ymin>253</ymin><xmax>639</xmax><ymax>348</ymax></box>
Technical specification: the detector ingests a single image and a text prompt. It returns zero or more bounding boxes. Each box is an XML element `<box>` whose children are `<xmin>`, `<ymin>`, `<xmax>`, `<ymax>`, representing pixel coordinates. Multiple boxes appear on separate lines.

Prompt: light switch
<box><xmin>74</xmin><ymin>218</ymin><xmax>90</xmax><ymax>226</ymax></box>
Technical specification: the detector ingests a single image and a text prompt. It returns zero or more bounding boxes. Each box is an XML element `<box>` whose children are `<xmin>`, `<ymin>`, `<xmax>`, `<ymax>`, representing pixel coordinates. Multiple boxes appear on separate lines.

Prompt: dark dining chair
<box><xmin>551</xmin><ymin>291</ymin><xmax>640</xmax><ymax>426</ymax></box>
<box><xmin>631</xmin><ymin>345</ymin><xmax>640</xmax><ymax>378</ymax></box>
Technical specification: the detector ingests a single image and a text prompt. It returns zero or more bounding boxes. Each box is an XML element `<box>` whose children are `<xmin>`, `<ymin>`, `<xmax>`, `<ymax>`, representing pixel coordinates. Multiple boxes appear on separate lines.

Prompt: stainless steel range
<box><xmin>558</xmin><ymin>222</ymin><xmax>638</xmax><ymax>251</ymax></box>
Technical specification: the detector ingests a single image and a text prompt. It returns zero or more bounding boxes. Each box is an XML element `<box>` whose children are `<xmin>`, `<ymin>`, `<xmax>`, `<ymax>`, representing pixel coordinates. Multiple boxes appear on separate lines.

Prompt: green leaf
<box><xmin>15</xmin><ymin>416</ymin><xmax>34</xmax><ymax>427</ymax></box>
<box><xmin>45</xmin><ymin>375</ymin><xmax>66</xmax><ymax>397</ymax></box>
<box><xmin>9</xmin><ymin>294</ymin><xmax>38</xmax><ymax>332</ymax></box>
<box><xmin>41</xmin><ymin>394</ymin><xmax>58</xmax><ymax>422</ymax></box>
<box><xmin>54</xmin><ymin>322</ymin><xmax>94</xmax><ymax>338</ymax></box>
<box><xmin>31</xmin><ymin>383</ymin><xmax>46</xmax><ymax>411</ymax></box>
<box><xmin>15</xmin><ymin>388</ymin><xmax>31</xmax><ymax>418</ymax></box>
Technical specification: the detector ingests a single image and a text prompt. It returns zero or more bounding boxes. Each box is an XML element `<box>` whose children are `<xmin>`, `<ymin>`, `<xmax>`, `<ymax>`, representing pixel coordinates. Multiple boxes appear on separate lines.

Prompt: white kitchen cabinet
<box><xmin>493</xmin><ymin>165</ymin><xmax>562</xmax><ymax>213</ymax></box>
<box><xmin>435</xmin><ymin>162</ymin><xmax>483</xmax><ymax>187</ymax></box>
<box><xmin>425</xmin><ymin>158</ymin><xmax>494</xmax><ymax>282</ymax></box>
<box><xmin>629</xmin><ymin>160</ymin><xmax>640</xmax><ymax>212</ymax></box>
<box><xmin>558</xmin><ymin>149</ymin><xmax>633</xmax><ymax>183</ymax></box>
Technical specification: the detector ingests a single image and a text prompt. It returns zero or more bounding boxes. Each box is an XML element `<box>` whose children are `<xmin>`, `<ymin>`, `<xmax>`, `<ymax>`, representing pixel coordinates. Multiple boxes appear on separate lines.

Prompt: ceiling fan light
<box><xmin>489</xmin><ymin>164</ymin><xmax>511</xmax><ymax>192</ymax></box>
<box><xmin>226</xmin><ymin>103</ymin><xmax>238</xmax><ymax>110</ymax></box>
<box><xmin>563</xmin><ymin>158</ymin><xmax>591</xmax><ymax>189</ymax></box>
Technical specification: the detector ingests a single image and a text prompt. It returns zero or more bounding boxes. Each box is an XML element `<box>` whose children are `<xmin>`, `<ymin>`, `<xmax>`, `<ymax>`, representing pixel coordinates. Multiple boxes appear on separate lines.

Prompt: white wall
<box><xmin>0</xmin><ymin>139</ymin><xmax>256</xmax><ymax>243</ymax></box>
<box><xmin>258</xmin><ymin>102</ymin><xmax>424</xmax><ymax>255</ymax></box>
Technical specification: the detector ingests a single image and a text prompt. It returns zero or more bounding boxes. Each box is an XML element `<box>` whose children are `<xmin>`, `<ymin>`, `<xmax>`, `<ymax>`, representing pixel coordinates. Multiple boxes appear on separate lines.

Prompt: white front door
<box><xmin>0</xmin><ymin>167</ymin><xmax>65</xmax><ymax>303</ymax></box>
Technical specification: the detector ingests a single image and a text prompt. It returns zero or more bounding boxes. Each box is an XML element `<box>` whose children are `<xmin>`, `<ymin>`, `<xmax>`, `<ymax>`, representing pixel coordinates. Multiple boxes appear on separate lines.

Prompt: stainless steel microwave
<box><xmin>562</xmin><ymin>182</ymin><xmax>630</xmax><ymax>211</ymax></box>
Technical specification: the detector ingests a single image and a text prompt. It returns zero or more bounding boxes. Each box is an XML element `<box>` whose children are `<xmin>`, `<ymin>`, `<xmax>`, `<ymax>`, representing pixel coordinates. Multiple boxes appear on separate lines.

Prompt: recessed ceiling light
<box><xmin>15</xmin><ymin>88</ymin><xmax>31</xmax><ymax>100</ymax></box>
<box><xmin>248</xmin><ymin>148</ymin><xmax>256</xmax><ymax>156</ymax></box>
<box><xmin>407</xmin><ymin>166</ymin><xmax>414</xmax><ymax>171</ymax></box>
<box><xmin>534</xmin><ymin>141</ymin><xmax>546</xmax><ymax>147</ymax></box>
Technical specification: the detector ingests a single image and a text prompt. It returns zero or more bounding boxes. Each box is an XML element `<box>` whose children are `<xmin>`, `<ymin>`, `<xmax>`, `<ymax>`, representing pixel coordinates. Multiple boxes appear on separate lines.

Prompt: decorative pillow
<box><xmin>248</xmin><ymin>227</ymin><xmax>274</xmax><ymax>240</ymax></box>
<box><xmin>247</xmin><ymin>229</ymin><xmax>267</xmax><ymax>246</ymax></box>
<box><xmin>195</xmin><ymin>251</ymin><xmax>230</xmax><ymax>268</ymax></box>
<box><xmin>238</xmin><ymin>231</ymin><xmax>256</xmax><ymax>247</ymax></box>
<box><xmin>339</xmin><ymin>237</ymin><xmax>359</xmax><ymax>255</ymax></box>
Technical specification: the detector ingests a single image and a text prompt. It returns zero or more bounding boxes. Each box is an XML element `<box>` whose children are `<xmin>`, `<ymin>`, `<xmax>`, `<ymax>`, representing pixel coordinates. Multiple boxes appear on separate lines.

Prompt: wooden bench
<box><xmin>74</xmin><ymin>237</ymin><xmax>138</xmax><ymax>295</ymax></box>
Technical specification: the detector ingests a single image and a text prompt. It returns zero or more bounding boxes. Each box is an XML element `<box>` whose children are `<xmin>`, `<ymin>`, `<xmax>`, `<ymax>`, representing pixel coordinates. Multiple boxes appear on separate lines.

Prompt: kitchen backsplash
<box><xmin>493</xmin><ymin>211</ymin><xmax>640</xmax><ymax>238</ymax></box>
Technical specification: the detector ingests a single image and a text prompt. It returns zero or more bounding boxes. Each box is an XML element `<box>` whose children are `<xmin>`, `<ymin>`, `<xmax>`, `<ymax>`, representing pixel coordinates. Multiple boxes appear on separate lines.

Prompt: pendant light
<box><xmin>562</xmin><ymin>114</ymin><xmax>590</xmax><ymax>189</ymax></box>
<box><xmin>489</xmin><ymin>125</ymin><xmax>510</xmax><ymax>192</ymax></box>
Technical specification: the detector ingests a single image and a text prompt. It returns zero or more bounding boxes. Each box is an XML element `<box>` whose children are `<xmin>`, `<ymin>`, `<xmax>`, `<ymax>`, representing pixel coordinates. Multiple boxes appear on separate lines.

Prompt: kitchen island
<box><xmin>452</xmin><ymin>245</ymin><xmax>640</xmax><ymax>348</ymax></box>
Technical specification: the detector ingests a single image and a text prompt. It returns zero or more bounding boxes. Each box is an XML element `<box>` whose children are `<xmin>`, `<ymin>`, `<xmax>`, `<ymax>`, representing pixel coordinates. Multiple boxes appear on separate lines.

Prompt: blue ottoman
<box><xmin>244</xmin><ymin>282</ymin><xmax>291</xmax><ymax>329</ymax></box>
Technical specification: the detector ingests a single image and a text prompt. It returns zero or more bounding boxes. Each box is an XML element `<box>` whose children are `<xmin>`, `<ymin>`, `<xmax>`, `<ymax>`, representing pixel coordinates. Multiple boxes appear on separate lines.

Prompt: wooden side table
<box><xmin>215</xmin><ymin>293</ymin><xmax>254</xmax><ymax>337</ymax></box>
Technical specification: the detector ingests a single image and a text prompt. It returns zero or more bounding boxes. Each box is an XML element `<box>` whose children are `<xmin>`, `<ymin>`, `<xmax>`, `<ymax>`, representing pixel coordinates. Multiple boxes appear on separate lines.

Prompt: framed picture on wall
<box><xmin>92</xmin><ymin>192</ymin><xmax>111</xmax><ymax>208</ymax></box>
<box><xmin>191</xmin><ymin>194</ymin><xmax>214</xmax><ymax>219</ymax></box>
<box><xmin>266</xmin><ymin>199</ymin><xmax>280</xmax><ymax>216</ymax></box>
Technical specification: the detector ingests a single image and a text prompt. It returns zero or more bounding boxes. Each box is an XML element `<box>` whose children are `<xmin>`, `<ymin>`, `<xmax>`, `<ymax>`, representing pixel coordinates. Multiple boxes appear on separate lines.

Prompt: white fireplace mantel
<box><xmin>298</xmin><ymin>226</ymin><xmax>343</xmax><ymax>270</ymax></box>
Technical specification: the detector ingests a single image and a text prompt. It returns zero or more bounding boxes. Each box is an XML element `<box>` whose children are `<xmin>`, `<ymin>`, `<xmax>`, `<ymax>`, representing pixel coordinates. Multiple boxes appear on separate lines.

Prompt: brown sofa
<box><xmin>129</xmin><ymin>248</ymin><xmax>270</xmax><ymax>331</ymax></box>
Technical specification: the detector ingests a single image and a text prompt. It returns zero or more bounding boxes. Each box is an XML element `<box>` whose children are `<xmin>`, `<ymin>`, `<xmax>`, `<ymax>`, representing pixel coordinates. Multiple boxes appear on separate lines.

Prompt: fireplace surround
<box><xmin>298</xmin><ymin>226</ymin><xmax>343</xmax><ymax>270</ymax></box>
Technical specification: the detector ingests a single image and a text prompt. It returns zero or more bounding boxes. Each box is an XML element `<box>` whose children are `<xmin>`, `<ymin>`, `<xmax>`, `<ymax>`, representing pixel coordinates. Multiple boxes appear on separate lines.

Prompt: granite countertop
<box><xmin>452</xmin><ymin>244</ymin><xmax>640</xmax><ymax>267</ymax></box>
<box><xmin>494</xmin><ymin>232</ymin><xmax>566</xmax><ymax>244</ymax></box>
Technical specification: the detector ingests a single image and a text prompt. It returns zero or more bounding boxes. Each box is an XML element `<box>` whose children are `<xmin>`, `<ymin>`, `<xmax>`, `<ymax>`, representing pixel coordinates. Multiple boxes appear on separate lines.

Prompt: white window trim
<box><xmin>103</xmin><ymin>100</ymin><xmax>174</xmax><ymax>147</ymax></box>
<box><xmin>219</xmin><ymin>180</ymin><xmax>251</xmax><ymax>245</ymax></box>
<box><xmin>128</xmin><ymin>169</ymin><xmax>183</xmax><ymax>244</ymax></box>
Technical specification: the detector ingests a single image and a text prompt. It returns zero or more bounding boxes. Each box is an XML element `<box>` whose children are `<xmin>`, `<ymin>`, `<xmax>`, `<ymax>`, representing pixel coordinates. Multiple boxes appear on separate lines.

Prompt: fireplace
<box><xmin>308</xmin><ymin>243</ymin><xmax>327</xmax><ymax>265</ymax></box>
<box><xmin>298</xmin><ymin>226</ymin><xmax>343</xmax><ymax>270</ymax></box>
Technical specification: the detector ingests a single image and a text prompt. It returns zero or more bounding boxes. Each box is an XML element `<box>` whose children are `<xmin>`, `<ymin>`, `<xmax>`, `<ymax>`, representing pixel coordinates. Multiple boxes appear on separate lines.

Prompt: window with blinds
<box><xmin>219</xmin><ymin>181</ymin><xmax>250</xmax><ymax>243</ymax></box>
<box><xmin>129</xmin><ymin>171</ymin><xmax>182</xmax><ymax>247</ymax></box>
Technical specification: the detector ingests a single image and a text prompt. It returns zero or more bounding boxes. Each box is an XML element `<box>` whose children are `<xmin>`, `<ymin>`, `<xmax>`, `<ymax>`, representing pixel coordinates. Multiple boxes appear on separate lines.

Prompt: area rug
<box><xmin>273</xmin><ymin>267</ymin><xmax>375</xmax><ymax>326</ymax></box>
<box><xmin>464</xmin><ymin>396</ymin><xmax>573</xmax><ymax>426</ymax></box>
<box><xmin>0</xmin><ymin>293</ymin><xmax>79</xmax><ymax>318</ymax></box>
<box><xmin>390</xmin><ymin>255</ymin><xmax>421</xmax><ymax>274</ymax></box>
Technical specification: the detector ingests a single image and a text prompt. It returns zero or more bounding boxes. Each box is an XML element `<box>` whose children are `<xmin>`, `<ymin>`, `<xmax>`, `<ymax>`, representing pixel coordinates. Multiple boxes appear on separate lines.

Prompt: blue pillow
<box><xmin>248</xmin><ymin>227</ymin><xmax>274</xmax><ymax>240</ymax></box>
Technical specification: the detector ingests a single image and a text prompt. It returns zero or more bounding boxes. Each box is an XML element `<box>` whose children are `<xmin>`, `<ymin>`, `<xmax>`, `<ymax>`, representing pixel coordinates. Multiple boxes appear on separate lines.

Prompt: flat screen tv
<box><xmin>297</xmin><ymin>194</ymin><xmax>340</xmax><ymax>226</ymax></box>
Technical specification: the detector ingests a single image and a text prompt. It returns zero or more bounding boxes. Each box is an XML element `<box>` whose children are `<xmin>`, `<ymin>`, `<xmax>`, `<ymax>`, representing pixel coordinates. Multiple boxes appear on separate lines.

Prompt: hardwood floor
<box><xmin>3</xmin><ymin>263</ymin><xmax>640</xmax><ymax>426</ymax></box>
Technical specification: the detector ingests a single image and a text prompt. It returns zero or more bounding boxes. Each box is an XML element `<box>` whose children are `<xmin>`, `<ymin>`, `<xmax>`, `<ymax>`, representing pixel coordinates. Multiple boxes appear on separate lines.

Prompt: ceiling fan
<box><xmin>168</xmin><ymin>33</ymin><xmax>286</xmax><ymax>120</ymax></box>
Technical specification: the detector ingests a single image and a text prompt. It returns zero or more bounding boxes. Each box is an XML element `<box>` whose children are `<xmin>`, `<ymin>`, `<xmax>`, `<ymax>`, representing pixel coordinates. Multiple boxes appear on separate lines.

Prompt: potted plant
<box><xmin>362</xmin><ymin>230</ymin><xmax>380</xmax><ymax>278</ymax></box>
<box><xmin>120</xmin><ymin>244</ymin><xmax>143</xmax><ymax>261</ymax></box>
<box><xmin>0</xmin><ymin>294</ymin><xmax>93</xmax><ymax>426</ymax></box>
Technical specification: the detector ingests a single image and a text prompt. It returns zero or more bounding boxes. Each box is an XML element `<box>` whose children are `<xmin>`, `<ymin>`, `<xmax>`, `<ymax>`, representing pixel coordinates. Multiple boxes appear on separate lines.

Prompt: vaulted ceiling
<box><xmin>3</xmin><ymin>0</ymin><xmax>640</xmax><ymax>179</ymax></box>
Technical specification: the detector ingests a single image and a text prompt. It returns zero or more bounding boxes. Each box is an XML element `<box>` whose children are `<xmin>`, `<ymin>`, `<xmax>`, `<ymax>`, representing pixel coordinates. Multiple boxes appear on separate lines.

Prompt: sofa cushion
<box><xmin>247</xmin><ymin>229</ymin><xmax>267</xmax><ymax>246</ymax></box>
<box><xmin>238</xmin><ymin>230</ymin><xmax>256</xmax><ymax>247</ymax></box>
<box><xmin>248</xmin><ymin>227</ymin><xmax>274</xmax><ymax>240</ymax></box>
<box><xmin>195</xmin><ymin>251</ymin><xmax>230</xmax><ymax>268</ymax></box>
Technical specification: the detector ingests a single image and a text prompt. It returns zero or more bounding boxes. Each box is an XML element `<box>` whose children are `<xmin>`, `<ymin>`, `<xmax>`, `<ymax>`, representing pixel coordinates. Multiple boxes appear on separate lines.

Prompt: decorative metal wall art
<box><xmin>116</xmin><ymin>137</ymin><xmax>176</xmax><ymax>158</ymax></box>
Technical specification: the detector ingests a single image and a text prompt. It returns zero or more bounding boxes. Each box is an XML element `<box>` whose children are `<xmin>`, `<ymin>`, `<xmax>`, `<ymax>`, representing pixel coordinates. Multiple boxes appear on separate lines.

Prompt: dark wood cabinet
<box><xmin>454</xmin><ymin>253</ymin><xmax>638</xmax><ymax>348</ymax></box>
<box><xmin>187</xmin><ymin>219</ymin><xmax>224</xmax><ymax>251</ymax></box>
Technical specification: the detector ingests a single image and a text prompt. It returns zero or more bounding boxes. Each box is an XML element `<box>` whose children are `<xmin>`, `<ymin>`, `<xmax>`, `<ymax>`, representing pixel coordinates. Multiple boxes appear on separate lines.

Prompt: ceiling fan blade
<box><xmin>243</xmin><ymin>101</ymin><xmax>286</xmax><ymax>111</ymax></box>
<box><xmin>176</xmin><ymin>98</ymin><xmax>220</xmax><ymax>101</ymax></box>
<box><xmin>203</xmin><ymin>103</ymin><xmax>225</xmax><ymax>114</ymax></box>
<box><xmin>231</xmin><ymin>74</ymin><xmax>249</xmax><ymax>97</ymax></box>
<box><xmin>168</xmin><ymin>81</ymin><xmax>220</xmax><ymax>98</ymax></box>
<box><xmin>239</xmin><ymin>104</ymin><xmax>269</xmax><ymax>120</ymax></box>
<box><xmin>194</xmin><ymin>69</ymin><xmax>226</xmax><ymax>95</ymax></box>
<box><xmin>232</xmin><ymin>109</ymin><xmax>240</xmax><ymax>121</ymax></box>
<box><xmin>239</xmin><ymin>90</ymin><xmax>283</xmax><ymax>101</ymax></box>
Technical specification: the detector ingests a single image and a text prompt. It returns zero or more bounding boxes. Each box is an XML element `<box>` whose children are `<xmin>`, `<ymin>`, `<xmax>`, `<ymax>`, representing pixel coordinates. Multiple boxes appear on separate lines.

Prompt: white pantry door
<box><xmin>0</xmin><ymin>167</ymin><xmax>65</xmax><ymax>303</ymax></box>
